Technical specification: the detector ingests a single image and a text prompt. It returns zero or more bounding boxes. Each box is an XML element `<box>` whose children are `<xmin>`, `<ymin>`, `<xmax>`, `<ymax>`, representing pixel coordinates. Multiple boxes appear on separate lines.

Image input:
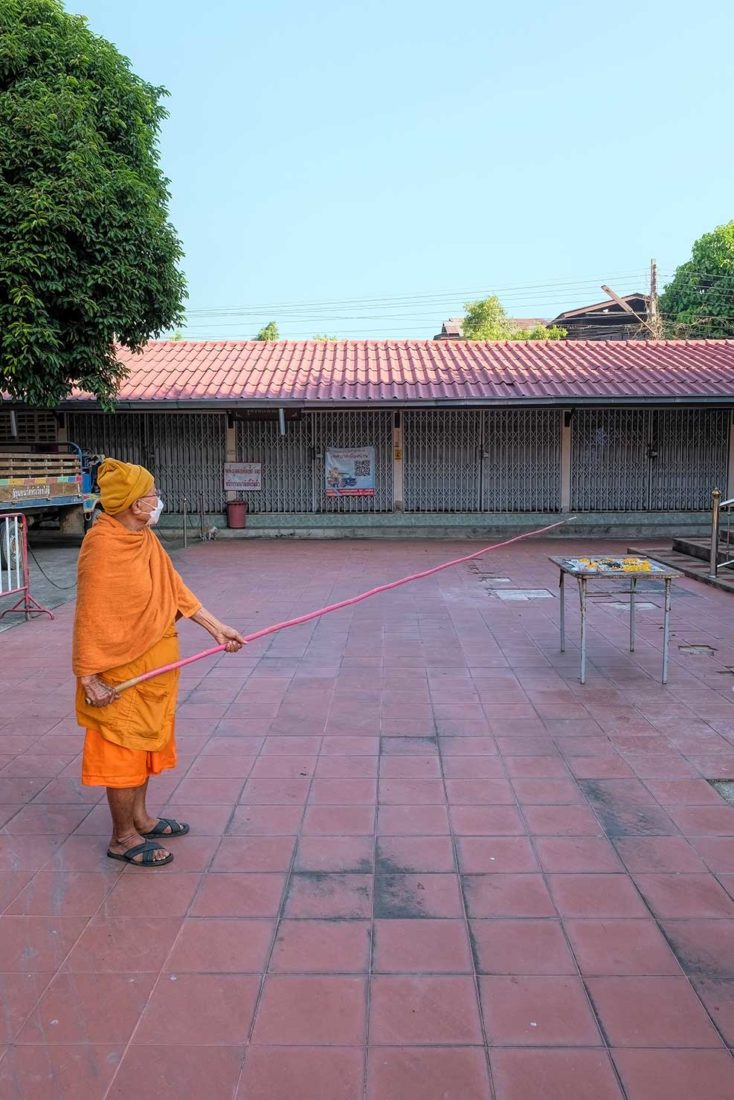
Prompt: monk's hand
<box><xmin>192</xmin><ymin>607</ymin><xmax>245</xmax><ymax>652</ymax></box>
<box><xmin>81</xmin><ymin>674</ymin><xmax>120</xmax><ymax>708</ymax></box>
<box><xmin>215</xmin><ymin>624</ymin><xmax>246</xmax><ymax>653</ymax></box>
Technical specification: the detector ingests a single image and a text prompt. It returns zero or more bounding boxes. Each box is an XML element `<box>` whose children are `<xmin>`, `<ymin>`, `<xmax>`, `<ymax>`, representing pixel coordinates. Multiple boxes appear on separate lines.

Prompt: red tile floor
<box><xmin>1</xmin><ymin>537</ymin><xmax>734</xmax><ymax>1099</ymax></box>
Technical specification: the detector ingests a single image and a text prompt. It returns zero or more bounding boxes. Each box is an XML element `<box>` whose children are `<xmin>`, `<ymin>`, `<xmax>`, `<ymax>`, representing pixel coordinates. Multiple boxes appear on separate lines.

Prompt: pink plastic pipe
<box><xmin>113</xmin><ymin>517</ymin><xmax>573</xmax><ymax>694</ymax></box>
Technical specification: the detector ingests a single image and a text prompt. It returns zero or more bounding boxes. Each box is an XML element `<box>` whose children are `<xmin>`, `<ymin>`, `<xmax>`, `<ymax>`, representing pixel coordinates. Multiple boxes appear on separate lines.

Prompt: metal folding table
<box><xmin>549</xmin><ymin>555</ymin><xmax>682</xmax><ymax>685</ymax></box>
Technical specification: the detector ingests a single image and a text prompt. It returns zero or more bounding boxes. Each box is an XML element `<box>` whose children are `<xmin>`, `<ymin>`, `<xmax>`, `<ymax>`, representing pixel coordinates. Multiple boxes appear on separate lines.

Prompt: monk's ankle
<box><xmin>114</xmin><ymin>829</ymin><xmax>142</xmax><ymax>848</ymax></box>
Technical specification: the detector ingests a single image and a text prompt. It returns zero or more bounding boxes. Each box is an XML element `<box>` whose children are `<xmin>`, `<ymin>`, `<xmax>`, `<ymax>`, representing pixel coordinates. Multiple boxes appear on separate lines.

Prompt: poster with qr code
<box><xmin>325</xmin><ymin>447</ymin><xmax>376</xmax><ymax>496</ymax></box>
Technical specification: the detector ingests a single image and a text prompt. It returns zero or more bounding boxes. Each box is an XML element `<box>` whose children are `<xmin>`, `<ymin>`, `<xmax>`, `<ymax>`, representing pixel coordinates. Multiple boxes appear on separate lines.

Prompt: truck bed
<box><xmin>0</xmin><ymin>452</ymin><xmax>82</xmax><ymax>506</ymax></box>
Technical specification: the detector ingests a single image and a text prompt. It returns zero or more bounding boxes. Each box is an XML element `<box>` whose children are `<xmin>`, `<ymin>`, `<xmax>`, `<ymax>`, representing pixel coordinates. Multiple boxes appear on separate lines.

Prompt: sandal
<box><xmin>142</xmin><ymin>817</ymin><xmax>190</xmax><ymax>838</ymax></box>
<box><xmin>107</xmin><ymin>840</ymin><xmax>173</xmax><ymax>867</ymax></box>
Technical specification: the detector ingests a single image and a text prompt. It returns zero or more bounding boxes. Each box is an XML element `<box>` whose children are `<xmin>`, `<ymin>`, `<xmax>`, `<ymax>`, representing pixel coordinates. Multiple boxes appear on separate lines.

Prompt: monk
<box><xmin>73</xmin><ymin>458</ymin><xmax>244</xmax><ymax>867</ymax></box>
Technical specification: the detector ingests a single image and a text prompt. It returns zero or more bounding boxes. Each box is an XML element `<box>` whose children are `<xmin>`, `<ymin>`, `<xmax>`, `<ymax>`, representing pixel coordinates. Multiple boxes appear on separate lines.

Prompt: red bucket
<box><xmin>226</xmin><ymin>501</ymin><xmax>247</xmax><ymax>529</ymax></box>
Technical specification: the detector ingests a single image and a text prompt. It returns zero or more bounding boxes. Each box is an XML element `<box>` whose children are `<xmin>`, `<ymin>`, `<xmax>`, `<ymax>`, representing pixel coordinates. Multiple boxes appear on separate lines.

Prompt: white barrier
<box><xmin>0</xmin><ymin>513</ymin><xmax>54</xmax><ymax>621</ymax></box>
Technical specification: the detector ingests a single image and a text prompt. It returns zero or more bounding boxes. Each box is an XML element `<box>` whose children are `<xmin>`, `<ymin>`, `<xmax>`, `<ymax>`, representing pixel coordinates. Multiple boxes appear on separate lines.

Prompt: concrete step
<box><xmin>628</xmin><ymin>544</ymin><xmax>734</xmax><ymax>595</ymax></box>
<box><xmin>672</xmin><ymin>535</ymin><xmax>734</xmax><ymax>564</ymax></box>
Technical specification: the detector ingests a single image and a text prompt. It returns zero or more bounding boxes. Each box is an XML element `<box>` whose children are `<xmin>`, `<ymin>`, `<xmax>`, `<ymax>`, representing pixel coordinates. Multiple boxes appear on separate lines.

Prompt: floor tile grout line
<box><xmin>432</xmin><ymin>637</ymin><xmax>498</xmax><ymax>1100</ymax></box>
<box><xmin>95</xmin><ymin>656</ymin><xmax>241</xmax><ymax>1094</ymax></box>
<box><xmin>230</xmin><ymin>636</ymin><xmax>336</xmax><ymax>1100</ymax></box>
<box><xmin>649</xmin><ymin>906</ymin><xmax>734</xmax><ymax>1054</ymax></box>
<box><xmin>504</xmin><ymin>690</ymin><xmax>633</xmax><ymax>1094</ymax></box>
<box><xmin>539</xmin><ymin>883</ymin><xmax>634</xmax><ymax>1100</ymax></box>
<box><xmin>3</xmin><ymin>856</ymin><xmax>122</xmax><ymax>1051</ymax></box>
<box><xmin>99</xmin><ymin>654</ymin><xmax>276</xmax><ymax>1100</ymax></box>
<box><xmin>539</xmin><ymin>693</ymin><xmax>734</xmax><ymax>1090</ymax></box>
<box><xmin>362</xmin><ymin>671</ymin><xmax>384</xmax><ymax>1100</ymax></box>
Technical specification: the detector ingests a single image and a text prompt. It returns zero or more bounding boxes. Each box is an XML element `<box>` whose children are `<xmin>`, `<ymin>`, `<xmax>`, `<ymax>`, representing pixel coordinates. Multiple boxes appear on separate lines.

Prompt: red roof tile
<box><xmin>66</xmin><ymin>339</ymin><xmax>734</xmax><ymax>406</ymax></box>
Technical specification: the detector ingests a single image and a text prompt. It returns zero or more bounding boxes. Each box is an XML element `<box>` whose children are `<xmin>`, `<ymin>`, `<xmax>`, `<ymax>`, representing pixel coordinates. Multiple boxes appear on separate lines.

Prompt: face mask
<box><xmin>142</xmin><ymin>497</ymin><xmax>164</xmax><ymax>525</ymax></box>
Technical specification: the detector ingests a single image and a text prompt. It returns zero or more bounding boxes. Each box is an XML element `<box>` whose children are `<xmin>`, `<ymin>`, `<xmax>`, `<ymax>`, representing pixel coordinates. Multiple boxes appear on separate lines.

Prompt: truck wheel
<box><xmin>0</xmin><ymin>524</ymin><xmax>20</xmax><ymax>570</ymax></box>
<box><xmin>59</xmin><ymin>504</ymin><xmax>86</xmax><ymax>538</ymax></box>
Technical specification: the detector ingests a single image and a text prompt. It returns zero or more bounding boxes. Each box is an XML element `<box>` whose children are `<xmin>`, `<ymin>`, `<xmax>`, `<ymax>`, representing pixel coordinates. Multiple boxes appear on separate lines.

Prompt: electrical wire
<box><xmin>183</xmin><ymin>274</ymin><xmax>650</xmax><ymax>317</ymax></box>
<box><xmin>26</xmin><ymin>543</ymin><xmax>77</xmax><ymax>591</ymax></box>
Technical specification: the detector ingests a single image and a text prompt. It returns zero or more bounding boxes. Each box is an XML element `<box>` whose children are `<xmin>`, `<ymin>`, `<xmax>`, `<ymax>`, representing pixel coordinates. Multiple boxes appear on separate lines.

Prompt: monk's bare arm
<box><xmin>190</xmin><ymin>607</ymin><xmax>245</xmax><ymax>653</ymax></box>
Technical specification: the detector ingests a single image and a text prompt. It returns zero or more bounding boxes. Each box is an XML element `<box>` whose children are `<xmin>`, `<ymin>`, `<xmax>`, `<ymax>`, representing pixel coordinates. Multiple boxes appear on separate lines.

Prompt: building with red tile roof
<box><xmin>58</xmin><ymin>337</ymin><xmax>734</xmax><ymax>408</ymax></box>
<box><xmin>4</xmin><ymin>339</ymin><xmax>734</xmax><ymax>534</ymax></box>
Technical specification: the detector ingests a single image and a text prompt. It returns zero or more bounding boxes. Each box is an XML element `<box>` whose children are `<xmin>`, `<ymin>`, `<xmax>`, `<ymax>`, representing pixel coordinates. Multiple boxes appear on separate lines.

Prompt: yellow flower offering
<box><xmin>574</xmin><ymin>556</ymin><xmax>652</xmax><ymax>573</ymax></box>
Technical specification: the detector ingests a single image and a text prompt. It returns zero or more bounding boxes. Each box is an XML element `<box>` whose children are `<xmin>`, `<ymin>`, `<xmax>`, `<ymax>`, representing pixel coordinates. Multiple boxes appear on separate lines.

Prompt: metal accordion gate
<box><xmin>571</xmin><ymin>408</ymin><xmax>730</xmax><ymax>511</ymax></box>
<box><xmin>403</xmin><ymin>409</ymin><xmax>562</xmax><ymax>512</ymax></box>
<box><xmin>236</xmin><ymin>409</ymin><xmax>392</xmax><ymax>513</ymax></box>
<box><xmin>66</xmin><ymin>412</ymin><xmax>227</xmax><ymax>513</ymax></box>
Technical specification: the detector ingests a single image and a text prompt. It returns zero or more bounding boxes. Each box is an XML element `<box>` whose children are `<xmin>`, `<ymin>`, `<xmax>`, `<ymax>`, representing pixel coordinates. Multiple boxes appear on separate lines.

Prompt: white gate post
<box><xmin>225</xmin><ymin>415</ymin><xmax>237</xmax><ymax>503</ymax></box>
<box><xmin>392</xmin><ymin>412</ymin><xmax>404</xmax><ymax>512</ymax></box>
<box><xmin>561</xmin><ymin>410</ymin><xmax>572</xmax><ymax>512</ymax></box>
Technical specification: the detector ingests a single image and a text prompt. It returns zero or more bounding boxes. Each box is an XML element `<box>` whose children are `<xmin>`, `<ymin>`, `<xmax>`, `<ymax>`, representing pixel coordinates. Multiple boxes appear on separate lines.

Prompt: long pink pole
<box><xmin>113</xmin><ymin>518</ymin><xmax>574</xmax><ymax>694</ymax></box>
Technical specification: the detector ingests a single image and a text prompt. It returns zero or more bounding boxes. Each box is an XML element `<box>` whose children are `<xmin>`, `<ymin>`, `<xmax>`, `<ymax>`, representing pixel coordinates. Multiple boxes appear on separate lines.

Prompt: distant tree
<box><xmin>523</xmin><ymin>323</ymin><xmax>567</xmax><ymax>340</ymax></box>
<box><xmin>313</xmin><ymin>333</ymin><xmax>338</xmax><ymax>341</ymax></box>
<box><xmin>461</xmin><ymin>296</ymin><xmax>512</xmax><ymax>340</ymax></box>
<box><xmin>0</xmin><ymin>0</ymin><xmax>186</xmax><ymax>408</ymax></box>
<box><xmin>462</xmin><ymin>296</ymin><xmax>565</xmax><ymax>341</ymax></box>
<box><xmin>255</xmin><ymin>321</ymin><xmax>279</xmax><ymax>341</ymax></box>
<box><xmin>660</xmin><ymin>222</ymin><xmax>734</xmax><ymax>337</ymax></box>
<box><xmin>170</xmin><ymin>329</ymin><xmax>184</xmax><ymax>341</ymax></box>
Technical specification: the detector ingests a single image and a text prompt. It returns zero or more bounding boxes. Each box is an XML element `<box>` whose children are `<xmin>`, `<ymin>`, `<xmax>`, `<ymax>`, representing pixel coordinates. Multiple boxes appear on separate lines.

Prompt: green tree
<box><xmin>660</xmin><ymin>222</ymin><xmax>734</xmax><ymax>337</ymax></box>
<box><xmin>461</xmin><ymin>296</ymin><xmax>565</xmax><ymax>341</ymax></box>
<box><xmin>462</xmin><ymin>296</ymin><xmax>513</xmax><ymax>340</ymax></box>
<box><xmin>0</xmin><ymin>0</ymin><xmax>186</xmax><ymax>408</ymax></box>
<box><xmin>255</xmin><ymin>321</ymin><xmax>279</xmax><ymax>341</ymax></box>
<box><xmin>313</xmin><ymin>333</ymin><xmax>338</xmax><ymax>341</ymax></box>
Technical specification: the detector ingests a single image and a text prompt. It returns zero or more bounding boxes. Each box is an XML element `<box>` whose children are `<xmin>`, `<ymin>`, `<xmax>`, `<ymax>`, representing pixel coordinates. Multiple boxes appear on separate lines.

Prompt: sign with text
<box><xmin>224</xmin><ymin>463</ymin><xmax>262</xmax><ymax>491</ymax></box>
<box><xmin>325</xmin><ymin>447</ymin><xmax>375</xmax><ymax>497</ymax></box>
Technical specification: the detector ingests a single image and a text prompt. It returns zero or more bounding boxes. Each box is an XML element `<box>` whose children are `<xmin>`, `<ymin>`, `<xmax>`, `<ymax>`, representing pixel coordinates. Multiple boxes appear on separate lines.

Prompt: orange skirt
<box><xmin>82</xmin><ymin>723</ymin><xmax>177</xmax><ymax>788</ymax></box>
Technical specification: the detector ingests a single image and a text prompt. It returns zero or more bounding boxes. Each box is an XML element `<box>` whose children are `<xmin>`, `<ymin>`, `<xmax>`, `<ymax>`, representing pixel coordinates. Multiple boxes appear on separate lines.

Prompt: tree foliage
<box><xmin>0</xmin><ymin>0</ymin><xmax>186</xmax><ymax>408</ymax></box>
<box><xmin>255</xmin><ymin>321</ymin><xmax>279</xmax><ymax>341</ymax></box>
<box><xmin>461</xmin><ymin>296</ymin><xmax>565</xmax><ymax>341</ymax></box>
<box><xmin>660</xmin><ymin>222</ymin><xmax>734</xmax><ymax>338</ymax></box>
<box><xmin>313</xmin><ymin>333</ymin><xmax>338</xmax><ymax>341</ymax></box>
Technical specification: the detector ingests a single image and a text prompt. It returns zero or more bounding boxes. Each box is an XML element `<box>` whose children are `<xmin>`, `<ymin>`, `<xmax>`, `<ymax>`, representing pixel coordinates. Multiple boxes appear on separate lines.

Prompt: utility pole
<box><xmin>601</xmin><ymin>278</ymin><xmax>660</xmax><ymax>341</ymax></box>
<box><xmin>648</xmin><ymin>258</ymin><xmax>662</xmax><ymax>338</ymax></box>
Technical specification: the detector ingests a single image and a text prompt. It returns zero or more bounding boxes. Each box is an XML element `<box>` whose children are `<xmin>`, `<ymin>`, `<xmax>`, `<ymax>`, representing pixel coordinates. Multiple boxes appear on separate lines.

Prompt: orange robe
<box><xmin>73</xmin><ymin>514</ymin><xmax>201</xmax><ymax>756</ymax></box>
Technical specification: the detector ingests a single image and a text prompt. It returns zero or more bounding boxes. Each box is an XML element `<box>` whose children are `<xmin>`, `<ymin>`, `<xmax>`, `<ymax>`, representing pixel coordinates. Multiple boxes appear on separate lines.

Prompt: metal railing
<box><xmin>0</xmin><ymin>513</ymin><xmax>54</xmax><ymax>621</ymax></box>
<box><xmin>709</xmin><ymin>488</ymin><xmax>734</xmax><ymax>577</ymax></box>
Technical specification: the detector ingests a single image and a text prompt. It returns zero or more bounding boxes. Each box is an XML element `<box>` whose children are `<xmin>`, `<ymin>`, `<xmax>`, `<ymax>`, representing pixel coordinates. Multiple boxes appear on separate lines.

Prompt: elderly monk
<box><xmin>73</xmin><ymin>458</ymin><xmax>244</xmax><ymax>867</ymax></box>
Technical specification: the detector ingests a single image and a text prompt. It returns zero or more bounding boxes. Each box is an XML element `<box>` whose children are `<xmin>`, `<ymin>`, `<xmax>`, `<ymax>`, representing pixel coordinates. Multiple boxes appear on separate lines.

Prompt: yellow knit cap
<box><xmin>97</xmin><ymin>458</ymin><xmax>155</xmax><ymax>516</ymax></box>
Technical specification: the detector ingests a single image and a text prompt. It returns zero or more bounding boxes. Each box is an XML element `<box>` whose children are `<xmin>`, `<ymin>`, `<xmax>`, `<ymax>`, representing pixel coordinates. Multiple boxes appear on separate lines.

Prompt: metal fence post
<box><xmin>710</xmin><ymin>488</ymin><xmax>721</xmax><ymax>578</ymax></box>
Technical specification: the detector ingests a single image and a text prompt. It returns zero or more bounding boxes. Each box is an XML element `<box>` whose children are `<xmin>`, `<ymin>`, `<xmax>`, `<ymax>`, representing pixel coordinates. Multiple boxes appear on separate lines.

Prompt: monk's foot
<box><xmin>109</xmin><ymin>832</ymin><xmax>171</xmax><ymax>864</ymax></box>
<box><xmin>137</xmin><ymin>816</ymin><xmax>190</xmax><ymax>838</ymax></box>
<box><xmin>135</xmin><ymin>814</ymin><xmax>162</xmax><ymax>835</ymax></box>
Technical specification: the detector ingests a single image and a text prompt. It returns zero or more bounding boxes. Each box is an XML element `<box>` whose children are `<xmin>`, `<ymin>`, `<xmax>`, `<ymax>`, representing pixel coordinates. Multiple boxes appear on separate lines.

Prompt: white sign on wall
<box><xmin>224</xmin><ymin>462</ymin><xmax>262</xmax><ymax>491</ymax></box>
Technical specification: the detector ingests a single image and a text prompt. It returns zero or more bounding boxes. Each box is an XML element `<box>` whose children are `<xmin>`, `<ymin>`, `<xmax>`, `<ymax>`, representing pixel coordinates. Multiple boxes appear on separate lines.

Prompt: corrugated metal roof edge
<box><xmin>54</xmin><ymin>395</ymin><xmax>734</xmax><ymax>411</ymax></box>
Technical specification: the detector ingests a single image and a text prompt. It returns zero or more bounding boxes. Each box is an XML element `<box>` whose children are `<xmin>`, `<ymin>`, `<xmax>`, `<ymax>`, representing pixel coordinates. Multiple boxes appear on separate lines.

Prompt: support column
<box><xmin>225</xmin><ymin>415</ymin><xmax>237</xmax><ymax>502</ymax></box>
<box><xmin>561</xmin><ymin>410</ymin><xmax>572</xmax><ymax>512</ymax></box>
<box><xmin>727</xmin><ymin>410</ymin><xmax>734</xmax><ymax>500</ymax></box>
<box><xmin>392</xmin><ymin>412</ymin><xmax>404</xmax><ymax>512</ymax></box>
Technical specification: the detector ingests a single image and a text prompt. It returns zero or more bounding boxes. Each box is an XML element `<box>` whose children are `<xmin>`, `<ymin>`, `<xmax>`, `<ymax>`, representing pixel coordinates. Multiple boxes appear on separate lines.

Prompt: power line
<box><xmin>182</xmin><ymin>273</ymin><xmax>649</xmax><ymax>316</ymax></box>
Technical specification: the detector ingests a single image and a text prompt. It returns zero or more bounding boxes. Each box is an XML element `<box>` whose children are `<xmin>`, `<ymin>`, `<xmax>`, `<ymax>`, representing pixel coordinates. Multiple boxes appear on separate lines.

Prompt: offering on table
<box><xmin>565</xmin><ymin>556</ymin><xmax>654</xmax><ymax>573</ymax></box>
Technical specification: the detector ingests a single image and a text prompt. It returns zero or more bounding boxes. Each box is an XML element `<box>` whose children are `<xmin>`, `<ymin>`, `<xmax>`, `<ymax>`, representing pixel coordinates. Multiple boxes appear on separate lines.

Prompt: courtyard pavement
<box><xmin>1</xmin><ymin>537</ymin><xmax>734</xmax><ymax>1099</ymax></box>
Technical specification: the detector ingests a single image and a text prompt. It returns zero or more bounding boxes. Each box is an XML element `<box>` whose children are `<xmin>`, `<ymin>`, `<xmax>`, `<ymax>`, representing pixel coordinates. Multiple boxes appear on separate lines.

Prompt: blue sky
<box><xmin>68</xmin><ymin>1</ymin><xmax>734</xmax><ymax>340</ymax></box>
